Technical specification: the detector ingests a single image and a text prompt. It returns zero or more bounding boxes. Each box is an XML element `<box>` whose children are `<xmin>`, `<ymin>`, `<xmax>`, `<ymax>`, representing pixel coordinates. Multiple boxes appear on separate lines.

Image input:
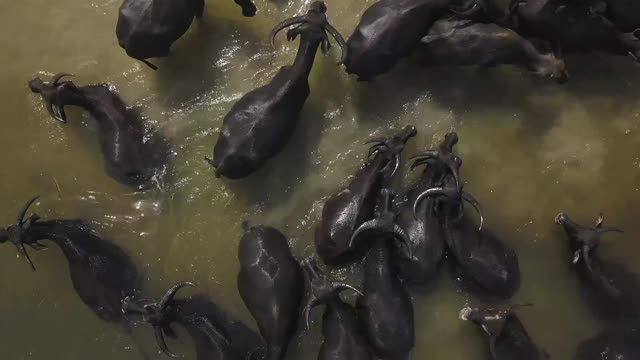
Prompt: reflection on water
<box><xmin>0</xmin><ymin>0</ymin><xmax>640</xmax><ymax>359</ymax></box>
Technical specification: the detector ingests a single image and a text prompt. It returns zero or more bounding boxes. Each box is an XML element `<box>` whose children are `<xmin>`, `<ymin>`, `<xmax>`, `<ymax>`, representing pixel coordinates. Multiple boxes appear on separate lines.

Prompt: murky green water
<box><xmin>1</xmin><ymin>0</ymin><xmax>640</xmax><ymax>359</ymax></box>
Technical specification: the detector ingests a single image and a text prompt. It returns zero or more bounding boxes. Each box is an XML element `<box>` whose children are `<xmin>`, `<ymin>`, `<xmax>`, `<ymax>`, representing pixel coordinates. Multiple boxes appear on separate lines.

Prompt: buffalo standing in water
<box><xmin>350</xmin><ymin>189</ymin><xmax>415</xmax><ymax>360</ymax></box>
<box><xmin>555</xmin><ymin>212</ymin><xmax>640</xmax><ymax>324</ymax></box>
<box><xmin>460</xmin><ymin>305</ymin><xmax>549</xmax><ymax>359</ymax></box>
<box><xmin>301</xmin><ymin>258</ymin><xmax>372</xmax><ymax>360</ymax></box>
<box><xmin>344</xmin><ymin>0</ymin><xmax>471</xmax><ymax>80</ymax></box>
<box><xmin>315</xmin><ymin>126</ymin><xmax>417</xmax><ymax>266</ymax></box>
<box><xmin>116</xmin><ymin>0</ymin><xmax>257</xmax><ymax>69</ymax></box>
<box><xmin>122</xmin><ymin>282</ymin><xmax>265</xmax><ymax>359</ymax></box>
<box><xmin>237</xmin><ymin>222</ymin><xmax>304</xmax><ymax>360</ymax></box>
<box><xmin>393</xmin><ymin>132</ymin><xmax>461</xmax><ymax>285</ymax></box>
<box><xmin>575</xmin><ymin>326</ymin><xmax>640</xmax><ymax>360</ymax></box>
<box><xmin>208</xmin><ymin>1</ymin><xmax>346</xmax><ymax>179</ymax></box>
<box><xmin>28</xmin><ymin>73</ymin><xmax>169</xmax><ymax>190</ymax></box>
<box><xmin>413</xmin><ymin>133</ymin><xmax>520</xmax><ymax>298</ymax></box>
<box><xmin>0</xmin><ymin>196</ymin><xmax>140</xmax><ymax>325</ymax></box>
<box><xmin>416</xmin><ymin>18</ymin><xmax>569</xmax><ymax>83</ymax></box>
<box><xmin>510</xmin><ymin>0</ymin><xmax>640</xmax><ymax>62</ymax></box>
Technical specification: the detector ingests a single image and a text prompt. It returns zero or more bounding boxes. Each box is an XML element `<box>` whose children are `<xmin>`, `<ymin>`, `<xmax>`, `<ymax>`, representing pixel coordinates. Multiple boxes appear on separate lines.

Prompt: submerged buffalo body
<box><xmin>237</xmin><ymin>222</ymin><xmax>304</xmax><ymax>360</ymax></box>
<box><xmin>116</xmin><ymin>0</ymin><xmax>256</xmax><ymax>69</ymax></box>
<box><xmin>28</xmin><ymin>74</ymin><xmax>169</xmax><ymax>190</ymax></box>
<box><xmin>417</xmin><ymin>18</ymin><xmax>568</xmax><ymax>82</ymax></box>
<box><xmin>0</xmin><ymin>197</ymin><xmax>140</xmax><ymax>324</ymax></box>
<box><xmin>315</xmin><ymin>126</ymin><xmax>417</xmax><ymax>266</ymax></box>
<box><xmin>345</xmin><ymin>0</ymin><xmax>463</xmax><ymax>80</ymax></box>
<box><xmin>209</xmin><ymin>2</ymin><xmax>346</xmax><ymax>179</ymax></box>
<box><xmin>122</xmin><ymin>283</ymin><xmax>265</xmax><ymax>359</ymax></box>
<box><xmin>511</xmin><ymin>0</ymin><xmax>640</xmax><ymax>60</ymax></box>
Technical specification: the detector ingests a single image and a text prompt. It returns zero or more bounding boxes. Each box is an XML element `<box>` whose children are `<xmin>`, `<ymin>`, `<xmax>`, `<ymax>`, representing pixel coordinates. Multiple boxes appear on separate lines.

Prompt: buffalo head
<box><xmin>365</xmin><ymin>125</ymin><xmax>418</xmax><ymax>178</ymax></box>
<box><xmin>555</xmin><ymin>212</ymin><xmax>623</xmax><ymax>271</ymax></box>
<box><xmin>28</xmin><ymin>73</ymin><xmax>81</xmax><ymax>123</ymax></box>
<box><xmin>301</xmin><ymin>257</ymin><xmax>362</xmax><ymax>329</ymax></box>
<box><xmin>122</xmin><ymin>282</ymin><xmax>195</xmax><ymax>358</ymax></box>
<box><xmin>0</xmin><ymin>196</ymin><xmax>48</xmax><ymax>271</ymax></box>
<box><xmin>269</xmin><ymin>1</ymin><xmax>347</xmax><ymax>64</ymax></box>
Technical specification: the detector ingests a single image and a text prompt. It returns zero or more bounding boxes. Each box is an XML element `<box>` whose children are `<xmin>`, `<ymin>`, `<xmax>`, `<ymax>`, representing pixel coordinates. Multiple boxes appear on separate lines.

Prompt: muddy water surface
<box><xmin>1</xmin><ymin>0</ymin><xmax>640</xmax><ymax>359</ymax></box>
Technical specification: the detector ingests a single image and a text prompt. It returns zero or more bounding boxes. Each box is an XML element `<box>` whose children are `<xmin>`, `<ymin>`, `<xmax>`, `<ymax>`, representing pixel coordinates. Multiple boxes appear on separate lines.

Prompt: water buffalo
<box><xmin>601</xmin><ymin>0</ymin><xmax>640</xmax><ymax>32</ymax></box>
<box><xmin>301</xmin><ymin>258</ymin><xmax>372</xmax><ymax>360</ymax></box>
<box><xmin>460</xmin><ymin>305</ymin><xmax>549</xmax><ymax>359</ymax></box>
<box><xmin>350</xmin><ymin>189</ymin><xmax>414</xmax><ymax>360</ymax></box>
<box><xmin>344</xmin><ymin>0</ymin><xmax>469</xmax><ymax>80</ymax></box>
<box><xmin>116</xmin><ymin>0</ymin><xmax>256</xmax><ymax>69</ymax></box>
<box><xmin>237</xmin><ymin>222</ymin><xmax>304</xmax><ymax>360</ymax></box>
<box><xmin>122</xmin><ymin>282</ymin><xmax>265</xmax><ymax>359</ymax></box>
<box><xmin>417</xmin><ymin>18</ymin><xmax>569</xmax><ymax>83</ymax></box>
<box><xmin>413</xmin><ymin>135</ymin><xmax>520</xmax><ymax>299</ymax></box>
<box><xmin>207</xmin><ymin>1</ymin><xmax>346</xmax><ymax>179</ymax></box>
<box><xmin>510</xmin><ymin>0</ymin><xmax>640</xmax><ymax>62</ymax></box>
<box><xmin>0</xmin><ymin>196</ymin><xmax>140</xmax><ymax>324</ymax></box>
<box><xmin>28</xmin><ymin>73</ymin><xmax>169</xmax><ymax>190</ymax></box>
<box><xmin>315</xmin><ymin>125</ymin><xmax>417</xmax><ymax>266</ymax></box>
<box><xmin>393</xmin><ymin>132</ymin><xmax>462</xmax><ymax>285</ymax></box>
<box><xmin>555</xmin><ymin>212</ymin><xmax>640</xmax><ymax>324</ymax></box>
<box><xmin>575</xmin><ymin>326</ymin><xmax>640</xmax><ymax>360</ymax></box>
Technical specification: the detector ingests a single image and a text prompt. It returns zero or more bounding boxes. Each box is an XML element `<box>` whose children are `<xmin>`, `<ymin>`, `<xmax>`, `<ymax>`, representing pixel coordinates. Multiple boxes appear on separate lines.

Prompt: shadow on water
<box><xmin>152</xmin><ymin>15</ymin><xmax>265</xmax><ymax>109</ymax></box>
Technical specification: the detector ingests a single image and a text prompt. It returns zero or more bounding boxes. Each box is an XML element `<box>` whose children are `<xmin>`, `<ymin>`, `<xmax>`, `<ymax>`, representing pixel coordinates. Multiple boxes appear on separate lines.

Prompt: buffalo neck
<box><xmin>290</xmin><ymin>31</ymin><xmax>323</xmax><ymax>79</ymax></box>
<box><xmin>364</xmin><ymin>238</ymin><xmax>393</xmax><ymax>292</ymax></box>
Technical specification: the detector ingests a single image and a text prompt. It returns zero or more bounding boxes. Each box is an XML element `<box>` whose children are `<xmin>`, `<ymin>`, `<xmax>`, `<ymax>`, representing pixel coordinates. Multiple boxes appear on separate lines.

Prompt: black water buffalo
<box><xmin>350</xmin><ymin>189</ymin><xmax>414</xmax><ymax>360</ymax></box>
<box><xmin>555</xmin><ymin>212</ymin><xmax>640</xmax><ymax>324</ymax></box>
<box><xmin>417</xmin><ymin>18</ymin><xmax>569</xmax><ymax>83</ymax></box>
<box><xmin>0</xmin><ymin>196</ymin><xmax>140</xmax><ymax>324</ymax></box>
<box><xmin>207</xmin><ymin>1</ymin><xmax>346</xmax><ymax>179</ymax></box>
<box><xmin>315</xmin><ymin>126</ymin><xmax>417</xmax><ymax>266</ymax></box>
<box><xmin>413</xmin><ymin>134</ymin><xmax>520</xmax><ymax>299</ymax></box>
<box><xmin>601</xmin><ymin>0</ymin><xmax>640</xmax><ymax>32</ymax></box>
<box><xmin>575</xmin><ymin>326</ymin><xmax>640</xmax><ymax>360</ymax></box>
<box><xmin>28</xmin><ymin>73</ymin><xmax>169</xmax><ymax>190</ymax></box>
<box><xmin>122</xmin><ymin>282</ymin><xmax>265</xmax><ymax>359</ymax></box>
<box><xmin>237</xmin><ymin>222</ymin><xmax>304</xmax><ymax>360</ymax></box>
<box><xmin>116</xmin><ymin>0</ymin><xmax>256</xmax><ymax>69</ymax></box>
<box><xmin>301</xmin><ymin>258</ymin><xmax>372</xmax><ymax>360</ymax></box>
<box><xmin>460</xmin><ymin>305</ymin><xmax>549</xmax><ymax>359</ymax></box>
<box><xmin>510</xmin><ymin>0</ymin><xmax>640</xmax><ymax>62</ymax></box>
<box><xmin>344</xmin><ymin>0</ymin><xmax>469</xmax><ymax>80</ymax></box>
<box><xmin>393</xmin><ymin>133</ymin><xmax>462</xmax><ymax>285</ymax></box>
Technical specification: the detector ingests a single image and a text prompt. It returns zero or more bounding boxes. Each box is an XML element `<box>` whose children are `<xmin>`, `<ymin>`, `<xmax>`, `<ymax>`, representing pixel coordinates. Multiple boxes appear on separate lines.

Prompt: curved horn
<box><xmin>390</xmin><ymin>154</ymin><xmax>401</xmax><ymax>178</ymax></box>
<box><xmin>51</xmin><ymin>73</ymin><xmax>74</xmax><ymax>85</ymax></box>
<box><xmin>303</xmin><ymin>297</ymin><xmax>322</xmax><ymax>330</ymax></box>
<box><xmin>154</xmin><ymin>326</ymin><xmax>180</xmax><ymax>358</ymax></box>
<box><xmin>17</xmin><ymin>196</ymin><xmax>40</xmax><ymax>225</ymax></box>
<box><xmin>364</xmin><ymin>137</ymin><xmax>386</xmax><ymax>145</ymax></box>
<box><xmin>335</xmin><ymin>283</ymin><xmax>363</xmax><ymax>297</ymax></box>
<box><xmin>450</xmin><ymin>2</ymin><xmax>482</xmax><ymax>17</ymax></box>
<box><xmin>349</xmin><ymin>219</ymin><xmax>384</xmax><ymax>248</ymax></box>
<box><xmin>45</xmin><ymin>102</ymin><xmax>65</xmax><ymax>123</ymax></box>
<box><xmin>413</xmin><ymin>188</ymin><xmax>446</xmax><ymax>218</ymax></box>
<box><xmin>269</xmin><ymin>16</ymin><xmax>308</xmax><ymax>50</ymax></box>
<box><xmin>159</xmin><ymin>282</ymin><xmax>194</xmax><ymax>311</ymax></box>
<box><xmin>324</xmin><ymin>23</ymin><xmax>347</xmax><ymax>65</ymax></box>
<box><xmin>462</xmin><ymin>192</ymin><xmax>483</xmax><ymax>231</ymax></box>
<box><xmin>18</xmin><ymin>242</ymin><xmax>36</xmax><ymax>271</ymax></box>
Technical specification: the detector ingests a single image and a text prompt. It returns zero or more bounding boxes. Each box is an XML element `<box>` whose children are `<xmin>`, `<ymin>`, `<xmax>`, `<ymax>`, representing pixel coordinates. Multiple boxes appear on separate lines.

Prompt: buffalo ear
<box><xmin>633</xmin><ymin>29</ymin><xmax>640</xmax><ymax>40</ymax></box>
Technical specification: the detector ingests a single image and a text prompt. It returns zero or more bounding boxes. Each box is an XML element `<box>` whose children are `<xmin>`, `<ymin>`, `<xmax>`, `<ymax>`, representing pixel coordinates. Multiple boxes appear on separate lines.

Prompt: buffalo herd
<box><xmin>7</xmin><ymin>0</ymin><xmax>640</xmax><ymax>359</ymax></box>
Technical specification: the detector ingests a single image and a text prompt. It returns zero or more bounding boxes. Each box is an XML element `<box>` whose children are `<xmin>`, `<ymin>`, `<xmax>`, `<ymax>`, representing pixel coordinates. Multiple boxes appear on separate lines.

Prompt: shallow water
<box><xmin>1</xmin><ymin>0</ymin><xmax>640</xmax><ymax>359</ymax></box>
